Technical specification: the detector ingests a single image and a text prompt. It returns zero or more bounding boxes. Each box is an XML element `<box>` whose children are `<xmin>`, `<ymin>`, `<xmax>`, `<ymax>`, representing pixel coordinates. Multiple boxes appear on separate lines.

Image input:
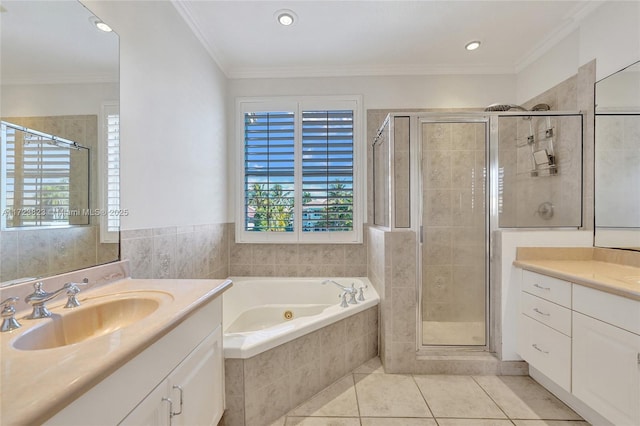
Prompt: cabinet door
<box><xmin>119</xmin><ymin>381</ymin><xmax>170</xmax><ymax>426</ymax></box>
<box><xmin>168</xmin><ymin>325</ymin><xmax>224</xmax><ymax>426</ymax></box>
<box><xmin>573</xmin><ymin>312</ymin><xmax>640</xmax><ymax>426</ymax></box>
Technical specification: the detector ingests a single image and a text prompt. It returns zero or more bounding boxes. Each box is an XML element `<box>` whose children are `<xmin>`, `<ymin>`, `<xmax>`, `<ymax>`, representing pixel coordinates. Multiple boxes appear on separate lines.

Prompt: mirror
<box><xmin>0</xmin><ymin>0</ymin><xmax>120</xmax><ymax>283</ymax></box>
<box><xmin>594</xmin><ymin>60</ymin><xmax>640</xmax><ymax>250</ymax></box>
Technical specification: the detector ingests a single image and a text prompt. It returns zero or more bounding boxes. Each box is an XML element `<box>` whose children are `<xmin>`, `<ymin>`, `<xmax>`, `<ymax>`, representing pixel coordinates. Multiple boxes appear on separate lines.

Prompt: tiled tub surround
<box><xmin>121</xmin><ymin>223</ymin><xmax>367</xmax><ymax>280</ymax></box>
<box><xmin>120</xmin><ymin>223</ymin><xmax>229</xmax><ymax>279</ymax></box>
<box><xmin>228</xmin><ymin>226</ymin><xmax>368</xmax><ymax>278</ymax></box>
<box><xmin>223</xmin><ymin>306</ymin><xmax>378</xmax><ymax>426</ymax></box>
<box><xmin>223</xmin><ymin>277</ymin><xmax>379</xmax><ymax>359</ymax></box>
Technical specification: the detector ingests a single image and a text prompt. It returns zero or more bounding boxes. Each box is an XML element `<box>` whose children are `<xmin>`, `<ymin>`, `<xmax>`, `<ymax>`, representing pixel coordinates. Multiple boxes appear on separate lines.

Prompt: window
<box><xmin>99</xmin><ymin>103</ymin><xmax>120</xmax><ymax>243</ymax></box>
<box><xmin>236</xmin><ymin>97</ymin><xmax>362</xmax><ymax>243</ymax></box>
<box><xmin>1</xmin><ymin>121</ymin><xmax>83</xmax><ymax>228</ymax></box>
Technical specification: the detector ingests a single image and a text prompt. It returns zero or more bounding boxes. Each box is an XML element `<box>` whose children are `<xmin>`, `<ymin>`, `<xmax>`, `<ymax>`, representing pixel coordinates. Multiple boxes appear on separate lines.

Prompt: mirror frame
<box><xmin>593</xmin><ymin>60</ymin><xmax>640</xmax><ymax>251</ymax></box>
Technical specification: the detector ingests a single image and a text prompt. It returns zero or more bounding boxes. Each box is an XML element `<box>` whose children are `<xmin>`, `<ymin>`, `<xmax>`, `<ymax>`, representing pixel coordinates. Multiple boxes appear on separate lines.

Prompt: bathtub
<box><xmin>223</xmin><ymin>276</ymin><xmax>379</xmax><ymax>359</ymax></box>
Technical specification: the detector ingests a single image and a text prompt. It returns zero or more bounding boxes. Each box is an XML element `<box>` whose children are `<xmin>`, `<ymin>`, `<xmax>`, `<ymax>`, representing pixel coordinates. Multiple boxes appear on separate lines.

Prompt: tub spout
<box><xmin>321</xmin><ymin>279</ymin><xmax>356</xmax><ymax>294</ymax></box>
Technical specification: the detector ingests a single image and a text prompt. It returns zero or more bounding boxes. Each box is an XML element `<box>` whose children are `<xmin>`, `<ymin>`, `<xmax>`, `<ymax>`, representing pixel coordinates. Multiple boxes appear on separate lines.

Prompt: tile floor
<box><xmin>267</xmin><ymin>358</ymin><xmax>589</xmax><ymax>426</ymax></box>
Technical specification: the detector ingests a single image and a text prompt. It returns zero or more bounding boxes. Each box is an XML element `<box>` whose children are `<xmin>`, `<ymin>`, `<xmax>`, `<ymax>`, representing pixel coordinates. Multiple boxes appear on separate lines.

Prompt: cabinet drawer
<box><xmin>521</xmin><ymin>291</ymin><xmax>571</xmax><ymax>336</ymax></box>
<box><xmin>573</xmin><ymin>284</ymin><xmax>640</xmax><ymax>335</ymax></box>
<box><xmin>518</xmin><ymin>314</ymin><xmax>571</xmax><ymax>392</ymax></box>
<box><xmin>521</xmin><ymin>270</ymin><xmax>572</xmax><ymax>308</ymax></box>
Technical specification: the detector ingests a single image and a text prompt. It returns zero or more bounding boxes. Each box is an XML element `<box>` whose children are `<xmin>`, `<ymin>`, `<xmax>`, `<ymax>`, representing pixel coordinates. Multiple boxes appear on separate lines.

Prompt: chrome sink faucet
<box><xmin>25</xmin><ymin>278</ymin><xmax>88</xmax><ymax>319</ymax></box>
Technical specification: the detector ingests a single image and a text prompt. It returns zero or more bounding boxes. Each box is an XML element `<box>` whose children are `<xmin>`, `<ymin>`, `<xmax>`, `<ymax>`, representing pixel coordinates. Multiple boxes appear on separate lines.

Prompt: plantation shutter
<box><xmin>301</xmin><ymin>110</ymin><xmax>354</xmax><ymax>232</ymax></box>
<box><xmin>106</xmin><ymin>112</ymin><xmax>120</xmax><ymax>233</ymax></box>
<box><xmin>4</xmin><ymin>125</ymin><xmax>70</xmax><ymax>226</ymax></box>
<box><xmin>243</xmin><ymin>111</ymin><xmax>295</xmax><ymax>232</ymax></box>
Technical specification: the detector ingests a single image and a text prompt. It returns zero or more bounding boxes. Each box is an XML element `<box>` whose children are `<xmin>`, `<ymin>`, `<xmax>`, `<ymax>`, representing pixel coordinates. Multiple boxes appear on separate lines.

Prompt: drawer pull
<box><xmin>532</xmin><ymin>343</ymin><xmax>549</xmax><ymax>354</ymax></box>
<box><xmin>533</xmin><ymin>283</ymin><xmax>551</xmax><ymax>291</ymax></box>
<box><xmin>533</xmin><ymin>308</ymin><xmax>550</xmax><ymax>317</ymax></box>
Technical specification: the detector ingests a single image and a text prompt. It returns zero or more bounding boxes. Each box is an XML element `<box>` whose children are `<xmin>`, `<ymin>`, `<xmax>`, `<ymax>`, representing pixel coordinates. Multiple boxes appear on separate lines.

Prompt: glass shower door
<box><xmin>419</xmin><ymin>119</ymin><xmax>488</xmax><ymax>347</ymax></box>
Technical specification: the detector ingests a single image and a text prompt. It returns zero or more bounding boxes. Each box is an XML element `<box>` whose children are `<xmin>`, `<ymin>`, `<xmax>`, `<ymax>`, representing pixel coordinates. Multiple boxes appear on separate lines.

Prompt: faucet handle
<box><xmin>340</xmin><ymin>292</ymin><xmax>349</xmax><ymax>308</ymax></box>
<box><xmin>357</xmin><ymin>285</ymin><xmax>368</xmax><ymax>302</ymax></box>
<box><xmin>348</xmin><ymin>284</ymin><xmax>358</xmax><ymax>305</ymax></box>
<box><xmin>64</xmin><ymin>278</ymin><xmax>88</xmax><ymax>308</ymax></box>
<box><xmin>1</xmin><ymin>297</ymin><xmax>21</xmax><ymax>332</ymax></box>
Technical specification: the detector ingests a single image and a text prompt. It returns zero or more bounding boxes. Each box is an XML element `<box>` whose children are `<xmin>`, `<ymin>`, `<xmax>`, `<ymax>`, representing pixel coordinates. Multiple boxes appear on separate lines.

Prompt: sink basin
<box><xmin>13</xmin><ymin>296</ymin><xmax>161</xmax><ymax>350</ymax></box>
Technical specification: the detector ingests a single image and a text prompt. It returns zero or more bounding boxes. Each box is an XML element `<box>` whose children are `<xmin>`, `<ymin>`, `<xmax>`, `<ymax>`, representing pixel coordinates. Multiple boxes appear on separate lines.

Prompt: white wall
<box><xmin>1</xmin><ymin>83</ymin><xmax>118</xmax><ymax>117</ymax></box>
<box><xmin>227</xmin><ymin>73</ymin><xmax>516</xmax><ymax>220</ymax></box>
<box><xmin>82</xmin><ymin>0</ymin><xmax>228</xmax><ymax>230</ymax></box>
<box><xmin>517</xmin><ymin>0</ymin><xmax>640</xmax><ymax>103</ymax></box>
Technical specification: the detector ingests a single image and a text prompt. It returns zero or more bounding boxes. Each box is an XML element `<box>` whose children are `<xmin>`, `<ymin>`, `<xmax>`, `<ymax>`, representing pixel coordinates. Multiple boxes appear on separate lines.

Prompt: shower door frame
<box><xmin>415</xmin><ymin>113</ymin><xmax>492</xmax><ymax>353</ymax></box>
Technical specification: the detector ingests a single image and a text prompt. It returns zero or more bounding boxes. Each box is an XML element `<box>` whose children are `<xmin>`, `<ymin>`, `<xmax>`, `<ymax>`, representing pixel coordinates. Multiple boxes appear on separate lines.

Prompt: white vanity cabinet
<box><xmin>120</xmin><ymin>325</ymin><xmax>224</xmax><ymax>426</ymax></box>
<box><xmin>518</xmin><ymin>271</ymin><xmax>572</xmax><ymax>391</ymax></box>
<box><xmin>517</xmin><ymin>268</ymin><xmax>640</xmax><ymax>426</ymax></box>
<box><xmin>572</xmin><ymin>285</ymin><xmax>640</xmax><ymax>426</ymax></box>
<box><xmin>45</xmin><ymin>297</ymin><xmax>225</xmax><ymax>426</ymax></box>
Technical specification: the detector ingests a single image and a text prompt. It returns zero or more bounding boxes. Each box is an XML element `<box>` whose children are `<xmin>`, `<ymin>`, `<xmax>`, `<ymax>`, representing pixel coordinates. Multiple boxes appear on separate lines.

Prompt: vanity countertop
<box><xmin>514</xmin><ymin>252</ymin><xmax>640</xmax><ymax>301</ymax></box>
<box><xmin>0</xmin><ymin>277</ymin><xmax>232</xmax><ymax>426</ymax></box>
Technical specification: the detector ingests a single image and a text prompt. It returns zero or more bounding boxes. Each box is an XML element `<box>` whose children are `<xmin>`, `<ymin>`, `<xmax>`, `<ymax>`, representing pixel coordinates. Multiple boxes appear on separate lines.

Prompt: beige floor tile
<box><xmin>512</xmin><ymin>421</ymin><xmax>591</xmax><ymax>426</ymax></box>
<box><xmin>287</xmin><ymin>375</ymin><xmax>359</xmax><ymax>417</ymax></box>
<box><xmin>285</xmin><ymin>417</ymin><xmax>360</xmax><ymax>426</ymax></box>
<box><xmin>352</xmin><ymin>356</ymin><xmax>384</xmax><ymax>374</ymax></box>
<box><xmin>354</xmin><ymin>373</ymin><xmax>432</xmax><ymax>418</ymax></box>
<box><xmin>361</xmin><ymin>418</ymin><xmax>438</xmax><ymax>425</ymax></box>
<box><xmin>473</xmin><ymin>376</ymin><xmax>583</xmax><ymax>420</ymax></box>
<box><xmin>414</xmin><ymin>375</ymin><xmax>506</xmax><ymax>419</ymax></box>
<box><xmin>437</xmin><ymin>419</ymin><xmax>514</xmax><ymax>426</ymax></box>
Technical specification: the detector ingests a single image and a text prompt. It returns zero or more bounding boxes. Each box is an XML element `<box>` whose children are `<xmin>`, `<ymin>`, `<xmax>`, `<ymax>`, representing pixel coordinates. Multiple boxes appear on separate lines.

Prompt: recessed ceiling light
<box><xmin>275</xmin><ymin>9</ymin><xmax>296</xmax><ymax>26</ymax></box>
<box><xmin>89</xmin><ymin>16</ymin><xmax>112</xmax><ymax>32</ymax></box>
<box><xmin>465</xmin><ymin>41</ymin><xmax>481</xmax><ymax>51</ymax></box>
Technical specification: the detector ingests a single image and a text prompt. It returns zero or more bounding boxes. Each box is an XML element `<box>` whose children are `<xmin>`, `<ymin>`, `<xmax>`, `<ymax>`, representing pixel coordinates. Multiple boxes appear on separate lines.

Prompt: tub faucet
<box><xmin>321</xmin><ymin>279</ymin><xmax>356</xmax><ymax>294</ymax></box>
<box><xmin>321</xmin><ymin>279</ymin><xmax>358</xmax><ymax>306</ymax></box>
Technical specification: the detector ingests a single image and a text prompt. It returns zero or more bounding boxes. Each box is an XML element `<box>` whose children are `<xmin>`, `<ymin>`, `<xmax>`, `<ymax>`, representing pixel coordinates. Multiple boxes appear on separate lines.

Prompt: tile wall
<box><xmin>120</xmin><ymin>223</ymin><xmax>229</xmax><ymax>279</ymax></box>
<box><xmin>223</xmin><ymin>306</ymin><xmax>378</xmax><ymax>426</ymax></box>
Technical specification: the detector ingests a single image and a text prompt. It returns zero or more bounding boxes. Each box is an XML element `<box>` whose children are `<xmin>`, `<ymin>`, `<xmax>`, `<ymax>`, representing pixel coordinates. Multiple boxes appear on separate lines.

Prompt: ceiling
<box><xmin>0</xmin><ymin>0</ymin><xmax>119</xmax><ymax>85</ymax></box>
<box><xmin>0</xmin><ymin>1</ymin><xmax>600</xmax><ymax>84</ymax></box>
<box><xmin>173</xmin><ymin>0</ymin><xmax>600</xmax><ymax>79</ymax></box>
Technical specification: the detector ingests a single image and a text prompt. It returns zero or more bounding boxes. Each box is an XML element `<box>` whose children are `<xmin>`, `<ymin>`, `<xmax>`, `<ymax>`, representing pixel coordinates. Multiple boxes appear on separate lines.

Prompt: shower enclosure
<box><xmin>372</xmin><ymin>110</ymin><xmax>583</xmax><ymax>351</ymax></box>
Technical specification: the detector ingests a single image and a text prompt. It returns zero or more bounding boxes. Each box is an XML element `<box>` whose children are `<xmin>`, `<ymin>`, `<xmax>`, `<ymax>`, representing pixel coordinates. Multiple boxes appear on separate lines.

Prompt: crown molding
<box><xmin>171</xmin><ymin>0</ymin><xmax>230</xmax><ymax>78</ymax></box>
<box><xmin>228</xmin><ymin>63</ymin><xmax>516</xmax><ymax>80</ymax></box>
<box><xmin>1</xmin><ymin>72</ymin><xmax>119</xmax><ymax>86</ymax></box>
<box><xmin>514</xmin><ymin>0</ymin><xmax>606</xmax><ymax>73</ymax></box>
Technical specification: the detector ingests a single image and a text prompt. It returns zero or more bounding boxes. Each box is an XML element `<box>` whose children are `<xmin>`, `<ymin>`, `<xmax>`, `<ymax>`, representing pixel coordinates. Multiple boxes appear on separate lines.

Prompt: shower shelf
<box><xmin>515</xmin><ymin>127</ymin><xmax>556</xmax><ymax>147</ymax></box>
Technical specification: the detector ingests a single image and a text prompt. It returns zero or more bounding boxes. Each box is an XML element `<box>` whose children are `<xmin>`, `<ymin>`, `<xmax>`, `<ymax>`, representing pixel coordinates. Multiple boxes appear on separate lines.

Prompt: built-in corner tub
<box><xmin>222</xmin><ymin>277</ymin><xmax>379</xmax><ymax>426</ymax></box>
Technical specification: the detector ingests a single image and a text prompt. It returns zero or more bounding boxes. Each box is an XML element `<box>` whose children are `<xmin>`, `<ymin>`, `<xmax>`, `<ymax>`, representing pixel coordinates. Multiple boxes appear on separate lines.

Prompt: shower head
<box><xmin>531</xmin><ymin>103</ymin><xmax>551</xmax><ymax>111</ymax></box>
<box><xmin>484</xmin><ymin>103</ymin><xmax>527</xmax><ymax>112</ymax></box>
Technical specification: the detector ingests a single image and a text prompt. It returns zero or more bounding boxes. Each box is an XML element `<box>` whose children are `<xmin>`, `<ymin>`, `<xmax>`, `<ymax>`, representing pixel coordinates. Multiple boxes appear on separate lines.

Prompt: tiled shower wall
<box><xmin>523</xmin><ymin>60</ymin><xmax>596</xmax><ymax>230</ymax></box>
<box><xmin>366</xmin><ymin>61</ymin><xmax>596</xmax><ymax>374</ymax></box>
